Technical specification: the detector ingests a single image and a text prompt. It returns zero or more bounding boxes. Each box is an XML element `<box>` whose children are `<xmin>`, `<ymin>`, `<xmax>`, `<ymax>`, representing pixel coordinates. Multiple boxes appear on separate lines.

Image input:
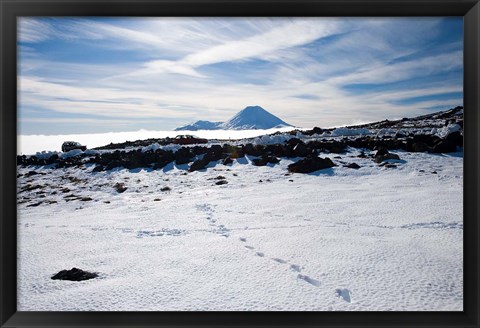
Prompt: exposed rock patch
<box><xmin>51</xmin><ymin>268</ymin><xmax>98</xmax><ymax>281</ymax></box>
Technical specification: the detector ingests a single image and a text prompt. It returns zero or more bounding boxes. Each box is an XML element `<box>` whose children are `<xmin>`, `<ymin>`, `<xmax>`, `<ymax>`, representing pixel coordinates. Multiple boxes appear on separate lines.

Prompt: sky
<box><xmin>18</xmin><ymin>17</ymin><xmax>463</xmax><ymax>135</ymax></box>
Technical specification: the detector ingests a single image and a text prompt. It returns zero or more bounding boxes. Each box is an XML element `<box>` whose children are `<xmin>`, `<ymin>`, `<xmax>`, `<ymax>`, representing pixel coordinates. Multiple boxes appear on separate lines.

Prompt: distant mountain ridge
<box><xmin>175</xmin><ymin>120</ymin><xmax>223</xmax><ymax>131</ymax></box>
<box><xmin>175</xmin><ymin>106</ymin><xmax>293</xmax><ymax>131</ymax></box>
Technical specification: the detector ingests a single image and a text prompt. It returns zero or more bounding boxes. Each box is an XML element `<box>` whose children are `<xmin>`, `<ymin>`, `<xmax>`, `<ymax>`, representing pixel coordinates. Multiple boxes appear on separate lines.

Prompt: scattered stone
<box><xmin>25</xmin><ymin>170</ymin><xmax>45</xmax><ymax>177</ymax></box>
<box><xmin>51</xmin><ymin>267</ymin><xmax>98</xmax><ymax>281</ymax></box>
<box><xmin>374</xmin><ymin>152</ymin><xmax>400</xmax><ymax>163</ymax></box>
<box><xmin>216</xmin><ymin>180</ymin><xmax>228</xmax><ymax>185</ymax></box>
<box><xmin>160</xmin><ymin>186</ymin><xmax>171</xmax><ymax>192</ymax></box>
<box><xmin>214</xmin><ymin>175</ymin><xmax>226</xmax><ymax>180</ymax></box>
<box><xmin>114</xmin><ymin>183</ymin><xmax>127</xmax><ymax>193</ymax></box>
<box><xmin>80</xmin><ymin>197</ymin><xmax>93</xmax><ymax>201</ymax></box>
<box><xmin>154</xmin><ymin>198</ymin><xmax>161</xmax><ymax>201</ymax></box>
<box><xmin>27</xmin><ymin>201</ymin><xmax>43</xmax><ymax>207</ymax></box>
<box><xmin>223</xmin><ymin>157</ymin><xmax>234</xmax><ymax>165</ymax></box>
<box><xmin>384</xmin><ymin>163</ymin><xmax>397</xmax><ymax>169</ymax></box>
<box><xmin>21</xmin><ymin>184</ymin><xmax>43</xmax><ymax>192</ymax></box>
<box><xmin>345</xmin><ymin>163</ymin><xmax>361</xmax><ymax>169</ymax></box>
<box><xmin>104</xmin><ymin>201</ymin><xmax>111</xmax><ymax>204</ymax></box>
<box><xmin>357</xmin><ymin>151</ymin><xmax>367</xmax><ymax>158</ymax></box>
<box><xmin>288</xmin><ymin>156</ymin><xmax>336</xmax><ymax>173</ymax></box>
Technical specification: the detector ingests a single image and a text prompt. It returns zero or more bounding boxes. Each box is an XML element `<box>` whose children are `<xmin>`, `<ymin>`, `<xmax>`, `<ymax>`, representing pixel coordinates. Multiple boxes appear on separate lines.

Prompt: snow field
<box><xmin>17</xmin><ymin>150</ymin><xmax>463</xmax><ymax>311</ymax></box>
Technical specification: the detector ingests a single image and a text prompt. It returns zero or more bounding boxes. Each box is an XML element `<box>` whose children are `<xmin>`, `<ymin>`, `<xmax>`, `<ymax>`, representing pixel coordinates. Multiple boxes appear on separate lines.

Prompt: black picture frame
<box><xmin>1</xmin><ymin>0</ymin><xmax>479</xmax><ymax>327</ymax></box>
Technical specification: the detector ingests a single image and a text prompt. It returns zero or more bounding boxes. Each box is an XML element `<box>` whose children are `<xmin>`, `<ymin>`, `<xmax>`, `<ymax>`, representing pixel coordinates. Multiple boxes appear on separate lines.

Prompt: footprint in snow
<box><xmin>239</xmin><ymin>237</ymin><xmax>247</xmax><ymax>242</ymax></box>
<box><xmin>245</xmin><ymin>245</ymin><xmax>254</xmax><ymax>250</ymax></box>
<box><xmin>290</xmin><ymin>264</ymin><xmax>302</xmax><ymax>272</ymax></box>
<box><xmin>272</xmin><ymin>258</ymin><xmax>287</xmax><ymax>264</ymax></box>
<box><xmin>297</xmin><ymin>274</ymin><xmax>321</xmax><ymax>287</ymax></box>
<box><xmin>335</xmin><ymin>288</ymin><xmax>351</xmax><ymax>303</ymax></box>
<box><xmin>255</xmin><ymin>252</ymin><xmax>265</xmax><ymax>257</ymax></box>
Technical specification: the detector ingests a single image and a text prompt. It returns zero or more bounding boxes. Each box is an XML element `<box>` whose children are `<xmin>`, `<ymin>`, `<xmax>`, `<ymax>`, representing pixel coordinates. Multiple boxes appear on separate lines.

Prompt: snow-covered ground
<box><xmin>17</xmin><ymin>149</ymin><xmax>463</xmax><ymax>311</ymax></box>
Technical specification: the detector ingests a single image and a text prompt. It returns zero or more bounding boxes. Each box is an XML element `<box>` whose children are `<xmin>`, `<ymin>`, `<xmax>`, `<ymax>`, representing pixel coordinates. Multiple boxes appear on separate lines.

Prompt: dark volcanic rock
<box><xmin>412</xmin><ymin>134</ymin><xmax>440</xmax><ymax>147</ymax></box>
<box><xmin>288</xmin><ymin>156</ymin><xmax>335</xmax><ymax>173</ymax></box>
<box><xmin>51</xmin><ymin>267</ymin><xmax>98</xmax><ymax>281</ymax></box>
<box><xmin>374</xmin><ymin>152</ymin><xmax>400</xmax><ymax>163</ymax></box>
<box><xmin>292</xmin><ymin>143</ymin><xmax>309</xmax><ymax>157</ymax></box>
<box><xmin>252</xmin><ymin>155</ymin><xmax>280</xmax><ymax>166</ymax></box>
<box><xmin>411</xmin><ymin>142</ymin><xmax>430</xmax><ymax>153</ymax></box>
<box><xmin>175</xmin><ymin>147</ymin><xmax>194</xmax><ymax>165</ymax></box>
<box><xmin>345</xmin><ymin>163</ymin><xmax>361</xmax><ymax>169</ymax></box>
<box><xmin>383</xmin><ymin>163</ymin><xmax>397</xmax><ymax>169</ymax></box>
<box><xmin>189</xmin><ymin>159</ymin><xmax>208</xmax><ymax>172</ymax></box>
<box><xmin>374</xmin><ymin>147</ymin><xmax>400</xmax><ymax>163</ymax></box>
<box><xmin>92</xmin><ymin>165</ymin><xmax>104</xmax><ymax>172</ymax></box>
<box><xmin>432</xmin><ymin>140</ymin><xmax>457</xmax><ymax>153</ymax></box>
<box><xmin>114</xmin><ymin>182</ymin><xmax>127</xmax><ymax>193</ymax></box>
<box><xmin>374</xmin><ymin>147</ymin><xmax>389</xmax><ymax>157</ymax></box>
<box><xmin>445</xmin><ymin>131</ymin><xmax>463</xmax><ymax>147</ymax></box>
<box><xmin>222</xmin><ymin>157</ymin><xmax>234</xmax><ymax>165</ymax></box>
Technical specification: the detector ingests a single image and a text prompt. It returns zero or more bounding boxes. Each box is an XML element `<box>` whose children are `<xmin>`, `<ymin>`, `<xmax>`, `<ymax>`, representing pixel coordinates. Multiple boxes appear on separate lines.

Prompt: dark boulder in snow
<box><xmin>345</xmin><ymin>163</ymin><xmax>361</xmax><ymax>169</ymax></box>
<box><xmin>189</xmin><ymin>159</ymin><xmax>208</xmax><ymax>172</ymax></box>
<box><xmin>432</xmin><ymin>140</ymin><xmax>457</xmax><ymax>153</ymax></box>
<box><xmin>373</xmin><ymin>147</ymin><xmax>400</xmax><ymax>163</ymax></box>
<box><xmin>288</xmin><ymin>156</ymin><xmax>335</xmax><ymax>173</ymax></box>
<box><xmin>51</xmin><ymin>267</ymin><xmax>98</xmax><ymax>281</ymax></box>
<box><xmin>222</xmin><ymin>157</ymin><xmax>234</xmax><ymax>165</ymax></box>
<box><xmin>215</xmin><ymin>180</ymin><xmax>228</xmax><ymax>185</ymax></box>
<box><xmin>374</xmin><ymin>147</ymin><xmax>389</xmax><ymax>157</ymax></box>
<box><xmin>242</xmin><ymin>143</ymin><xmax>264</xmax><ymax>156</ymax></box>
<box><xmin>175</xmin><ymin>147</ymin><xmax>194</xmax><ymax>165</ymax></box>
<box><xmin>114</xmin><ymin>182</ymin><xmax>127</xmax><ymax>193</ymax></box>
<box><xmin>445</xmin><ymin>131</ymin><xmax>463</xmax><ymax>147</ymax></box>
<box><xmin>411</xmin><ymin>142</ymin><xmax>430</xmax><ymax>152</ymax></box>
<box><xmin>252</xmin><ymin>155</ymin><xmax>280</xmax><ymax>166</ymax></box>
<box><xmin>374</xmin><ymin>152</ymin><xmax>400</xmax><ymax>163</ymax></box>
<box><xmin>412</xmin><ymin>134</ymin><xmax>440</xmax><ymax>147</ymax></box>
<box><xmin>292</xmin><ymin>143</ymin><xmax>310</xmax><ymax>157</ymax></box>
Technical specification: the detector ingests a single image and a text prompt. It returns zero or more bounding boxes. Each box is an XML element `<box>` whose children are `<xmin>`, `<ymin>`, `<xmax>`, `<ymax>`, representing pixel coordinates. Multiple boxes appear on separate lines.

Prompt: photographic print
<box><xmin>16</xmin><ymin>17</ymin><xmax>463</xmax><ymax>311</ymax></box>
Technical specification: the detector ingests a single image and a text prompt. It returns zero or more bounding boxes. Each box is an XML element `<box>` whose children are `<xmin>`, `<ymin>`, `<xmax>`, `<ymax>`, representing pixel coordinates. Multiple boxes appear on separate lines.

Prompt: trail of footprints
<box><xmin>196</xmin><ymin>203</ymin><xmax>230</xmax><ymax>238</ymax></box>
<box><xmin>197</xmin><ymin>203</ymin><xmax>350</xmax><ymax>303</ymax></box>
<box><xmin>239</xmin><ymin>236</ymin><xmax>322</xmax><ymax>288</ymax></box>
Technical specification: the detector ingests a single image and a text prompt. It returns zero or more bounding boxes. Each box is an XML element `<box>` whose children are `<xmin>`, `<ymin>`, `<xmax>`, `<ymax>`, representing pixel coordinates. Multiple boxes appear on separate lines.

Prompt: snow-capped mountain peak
<box><xmin>221</xmin><ymin>106</ymin><xmax>292</xmax><ymax>130</ymax></box>
<box><xmin>175</xmin><ymin>106</ymin><xmax>292</xmax><ymax>131</ymax></box>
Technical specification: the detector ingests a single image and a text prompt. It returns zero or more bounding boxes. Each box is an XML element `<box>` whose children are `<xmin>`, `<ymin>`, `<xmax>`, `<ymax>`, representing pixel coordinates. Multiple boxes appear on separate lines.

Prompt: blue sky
<box><xmin>18</xmin><ymin>17</ymin><xmax>463</xmax><ymax>135</ymax></box>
